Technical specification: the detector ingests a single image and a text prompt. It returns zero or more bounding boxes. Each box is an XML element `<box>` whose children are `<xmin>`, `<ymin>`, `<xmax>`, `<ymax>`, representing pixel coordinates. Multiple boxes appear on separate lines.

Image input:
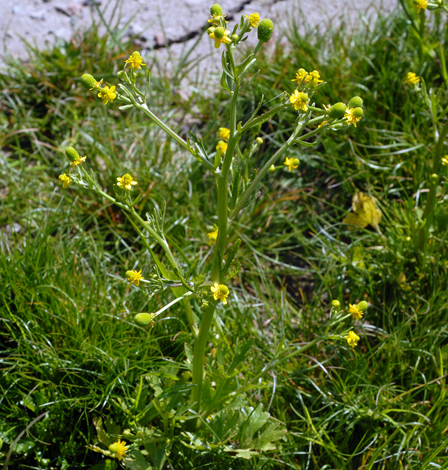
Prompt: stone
<box><xmin>30</xmin><ymin>10</ymin><xmax>46</xmax><ymax>20</ymax></box>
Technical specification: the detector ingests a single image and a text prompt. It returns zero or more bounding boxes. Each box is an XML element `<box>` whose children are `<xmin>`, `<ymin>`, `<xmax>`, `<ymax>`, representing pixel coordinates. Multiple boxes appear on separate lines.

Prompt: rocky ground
<box><xmin>1</xmin><ymin>0</ymin><xmax>398</xmax><ymax>68</ymax></box>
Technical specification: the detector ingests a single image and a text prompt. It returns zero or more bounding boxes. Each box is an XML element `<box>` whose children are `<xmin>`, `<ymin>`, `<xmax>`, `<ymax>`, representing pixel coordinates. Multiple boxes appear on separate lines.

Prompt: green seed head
<box><xmin>80</xmin><ymin>73</ymin><xmax>96</xmax><ymax>90</ymax></box>
<box><xmin>292</xmin><ymin>158</ymin><xmax>300</xmax><ymax>166</ymax></box>
<box><xmin>219</xmin><ymin>285</ymin><xmax>229</xmax><ymax>295</ymax></box>
<box><xmin>347</xmin><ymin>96</ymin><xmax>363</xmax><ymax>108</ymax></box>
<box><xmin>134</xmin><ymin>313</ymin><xmax>153</xmax><ymax>326</ymax></box>
<box><xmin>66</xmin><ymin>146</ymin><xmax>80</xmax><ymax>162</ymax></box>
<box><xmin>329</xmin><ymin>102</ymin><xmax>347</xmax><ymax>119</ymax></box>
<box><xmin>214</xmin><ymin>27</ymin><xmax>225</xmax><ymax>39</ymax></box>
<box><xmin>257</xmin><ymin>19</ymin><xmax>274</xmax><ymax>43</ymax></box>
<box><xmin>357</xmin><ymin>301</ymin><xmax>368</xmax><ymax>312</ymax></box>
<box><xmin>109</xmin><ymin>443</ymin><xmax>120</xmax><ymax>453</ymax></box>
<box><xmin>210</xmin><ymin>4</ymin><xmax>223</xmax><ymax>16</ymax></box>
<box><xmin>352</xmin><ymin>107</ymin><xmax>364</xmax><ymax>118</ymax></box>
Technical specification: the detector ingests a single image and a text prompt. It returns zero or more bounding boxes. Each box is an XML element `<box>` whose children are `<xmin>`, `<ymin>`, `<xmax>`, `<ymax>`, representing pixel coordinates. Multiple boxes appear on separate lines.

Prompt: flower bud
<box><xmin>66</xmin><ymin>146</ymin><xmax>80</xmax><ymax>162</ymax></box>
<box><xmin>257</xmin><ymin>19</ymin><xmax>274</xmax><ymax>43</ymax></box>
<box><xmin>430</xmin><ymin>173</ymin><xmax>439</xmax><ymax>183</ymax></box>
<box><xmin>352</xmin><ymin>107</ymin><xmax>364</xmax><ymax>118</ymax></box>
<box><xmin>329</xmin><ymin>102</ymin><xmax>347</xmax><ymax>119</ymax></box>
<box><xmin>347</xmin><ymin>96</ymin><xmax>363</xmax><ymax>108</ymax></box>
<box><xmin>331</xmin><ymin>299</ymin><xmax>341</xmax><ymax>310</ymax></box>
<box><xmin>210</xmin><ymin>4</ymin><xmax>223</xmax><ymax>16</ymax></box>
<box><xmin>214</xmin><ymin>27</ymin><xmax>225</xmax><ymax>39</ymax></box>
<box><xmin>256</xmin><ymin>137</ymin><xmax>263</xmax><ymax>144</ymax></box>
<box><xmin>357</xmin><ymin>301</ymin><xmax>368</xmax><ymax>312</ymax></box>
<box><xmin>80</xmin><ymin>73</ymin><xmax>96</xmax><ymax>90</ymax></box>
<box><xmin>122</xmin><ymin>429</ymin><xmax>134</xmax><ymax>439</ymax></box>
<box><xmin>208</xmin><ymin>27</ymin><xmax>215</xmax><ymax>35</ymax></box>
<box><xmin>134</xmin><ymin>313</ymin><xmax>153</xmax><ymax>326</ymax></box>
<box><xmin>268</xmin><ymin>164</ymin><xmax>276</xmax><ymax>172</ymax></box>
<box><xmin>231</xmin><ymin>34</ymin><xmax>240</xmax><ymax>43</ymax></box>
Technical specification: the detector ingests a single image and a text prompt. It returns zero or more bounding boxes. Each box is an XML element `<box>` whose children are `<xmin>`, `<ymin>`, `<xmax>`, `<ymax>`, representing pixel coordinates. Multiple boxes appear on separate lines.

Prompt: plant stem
<box><xmin>417</xmin><ymin>119</ymin><xmax>448</xmax><ymax>253</ymax></box>
<box><xmin>201</xmin><ymin>335</ymin><xmax>326</xmax><ymax>419</ymax></box>
<box><xmin>211</xmin><ymin>48</ymin><xmax>240</xmax><ymax>282</ymax></box>
<box><xmin>191</xmin><ymin>301</ymin><xmax>216</xmax><ymax>412</ymax></box>
<box><xmin>136</xmin><ymin>103</ymin><xmax>190</xmax><ymax>154</ymax></box>
<box><xmin>230</xmin><ymin>117</ymin><xmax>308</xmax><ymax>220</ymax></box>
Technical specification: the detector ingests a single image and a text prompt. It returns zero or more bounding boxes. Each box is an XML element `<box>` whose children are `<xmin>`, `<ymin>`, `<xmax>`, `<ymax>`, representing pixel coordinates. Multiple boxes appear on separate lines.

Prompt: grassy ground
<box><xmin>1</xmin><ymin>4</ymin><xmax>448</xmax><ymax>469</ymax></box>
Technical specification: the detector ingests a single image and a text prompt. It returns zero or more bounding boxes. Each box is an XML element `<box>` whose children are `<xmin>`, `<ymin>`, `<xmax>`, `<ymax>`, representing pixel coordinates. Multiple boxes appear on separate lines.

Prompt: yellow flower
<box><xmin>59</xmin><ymin>173</ymin><xmax>72</xmax><ymax>188</ymax></box>
<box><xmin>211</xmin><ymin>283</ymin><xmax>230</xmax><ymax>304</ymax></box>
<box><xmin>442</xmin><ymin>156</ymin><xmax>448</xmax><ymax>166</ymax></box>
<box><xmin>346</xmin><ymin>331</ymin><xmax>360</xmax><ymax>348</ymax></box>
<box><xmin>349</xmin><ymin>303</ymin><xmax>363</xmax><ymax>320</ymax></box>
<box><xmin>291</xmin><ymin>68</ymin><xmax>308</xmax><ymax>84</ymax></box>
<box><xmin>216</xmin><ymin>140</ymin><xmax>228</xmax><ymax>154</ymax></box>
<box><xmin>209</xmin><ymin>27</ymin><xmax>232</xmax><ymax>49</ymax></box>
<box><xmin>117</xmin><ymin>174</ymin><xmax>138</xmax><ymax>190</ymax></box>
<box><xmin>126</xmin><ymin>269</ymin><xmax>144</xmax><ymax>286</ymax></box>
<box><xmin>414</xmin><ymin>0</ymin><xmax>428</xmax><ymax>13</ymax></box>
<box><xmin>125</xmin><ymin>51</ymin><xmax>146</xmax><ymax>70</ymax></box>
<box><xmin>208</xmin><ymin>13</ymin><xmax>226</xmax><ymax>24</ymax></box>
<box><xmin>70</xmin><ymin>155</ymin><xmax>87</xmax><ymax>167</ymax></box>
<box><xmin>90</xmin><ymin>78</ymin><xmax>103</xmax><ymax>90</ymax></box>
<box><xmin>344</xmin><ymin>108</ymin><xmax>362</xmax><ymax>127</ymax></box>
<box><xmin>219</xmin><ymin>127</ymin><xmax>230</xmax><ymax>141</ymax></box>
<box><xmin>245</xmin><ymin>13</ymin><xmax>261</xmax><ymax>29</ymax></box>
<box><xmin>109</xmin><ymin>439</ymin><xmax>129</xmax><ymax>461</ymax></box>
<box><xmin>404</xmin><ymin>72</ymin><xmax>420</xmax><ymax>85</ymax></box>
<box><xmin>318</xmin><ymin>120</ymin><xmax>329</xmax><ymax>128</ymax></box>
<box><xmin>309</xmin><ymin>70</ymin><xmax>323</xmax><ymax>87</ymax></box>
<box><xmin>290</xmin><ymin>90</ymin><xmax>309</xmax><ymax>112</ymax></box>
<box><xmin>97</xmin><ymin>85</ymin><xmax>117</xmax><ymax>105</ymax></box>
<box><xmin>207</xmin><ymin>228</ymin><xmax>218</xmax><ymax>244</ymax></box>
<box><xmin>283</xmin><ymin>157</ymin><xmax>300</xmax><ymax>172</ymax></box>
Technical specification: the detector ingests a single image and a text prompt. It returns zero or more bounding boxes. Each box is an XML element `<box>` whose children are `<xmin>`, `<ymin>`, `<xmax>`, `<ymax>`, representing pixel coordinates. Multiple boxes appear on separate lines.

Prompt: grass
<box><xmin>1</xmin><ymin>2</ymin><xmax>448</xmax><ymax>469</ymax></box>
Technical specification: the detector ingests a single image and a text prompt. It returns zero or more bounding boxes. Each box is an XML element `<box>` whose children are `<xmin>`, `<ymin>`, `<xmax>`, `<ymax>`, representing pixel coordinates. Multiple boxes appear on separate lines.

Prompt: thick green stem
<box><xmin>191</xmin><ymin>301</ymin><xmax>216</xmax><ymax>411</ymax></box>
<box><xmin>211</xmin><ymin>48</ymin><xmax>240</xmax><ymax>282</ymax></box>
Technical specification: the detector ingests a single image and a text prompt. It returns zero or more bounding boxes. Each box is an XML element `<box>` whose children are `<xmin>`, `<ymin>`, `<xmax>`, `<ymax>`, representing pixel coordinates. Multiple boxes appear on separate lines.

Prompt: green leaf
<box><xmin>239</xmin><ymin>404</ymin><xmax>270</xmax><ymax>445</ymax></box>
<box><xmin>123</xmin><ymin>449</ymin><xmax>153</xmax><ymax>470</ymax></box>
<box><xmin>92</xmin><ymin>416</ymin><xmax>114</xmax><ymax>447</ymax></box>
